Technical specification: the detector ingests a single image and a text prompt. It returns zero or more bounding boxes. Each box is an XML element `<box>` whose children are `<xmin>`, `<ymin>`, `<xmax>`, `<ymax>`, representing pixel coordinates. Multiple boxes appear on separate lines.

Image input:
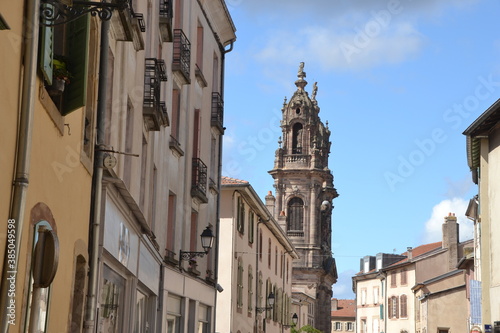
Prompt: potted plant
<box><xmin>48</xmin><ymin>57</ymin><xmax>72</xmax><ymax>96</ymax></box>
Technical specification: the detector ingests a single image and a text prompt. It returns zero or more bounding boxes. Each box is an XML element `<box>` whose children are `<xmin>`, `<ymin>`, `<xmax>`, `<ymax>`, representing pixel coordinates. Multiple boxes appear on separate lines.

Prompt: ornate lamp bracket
<box><xmin>40</xmin><ymin>0</ymin><xmax>129</xmax><ymax>26</ymax></box>
<box><xmin>179</xmin><ymin>250</ymin><xmax>206</xmax><ymax>262</ymax></box>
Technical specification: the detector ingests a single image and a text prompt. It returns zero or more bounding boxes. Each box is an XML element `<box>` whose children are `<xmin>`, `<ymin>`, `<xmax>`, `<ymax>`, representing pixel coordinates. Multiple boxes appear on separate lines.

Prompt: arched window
<box><xmin>287</xmin><ymin>197</ymin><xmax>304</xmax><ymax>231</ymax></box>
<box><xmin>292</xmin><ymin>123</ymin><xmax>303</xmax><ymax>154</ymax></box>
<box><xmin>400</xmin><ymin>294</ymin><xmax>407</xmax><ymax>318</ymax></box>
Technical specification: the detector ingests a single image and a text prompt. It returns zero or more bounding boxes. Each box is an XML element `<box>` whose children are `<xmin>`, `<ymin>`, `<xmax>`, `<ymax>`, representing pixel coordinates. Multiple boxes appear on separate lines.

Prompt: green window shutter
<box><xmin>63</xmin><ymin>13</ymin><xmax>90</xmax><ymax>115</ymax></box>
<box><xmin>380</xmin><ymin>304</ymin><xmax>384</xmax><ymax>319</ymax></box>
<box><xmin>39</xmin><ymin>5</ymin><xmax>54</xmax><ymax>85</ymax></box>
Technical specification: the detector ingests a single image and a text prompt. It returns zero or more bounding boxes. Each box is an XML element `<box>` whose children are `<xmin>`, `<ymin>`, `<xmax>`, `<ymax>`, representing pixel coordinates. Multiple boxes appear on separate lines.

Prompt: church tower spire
<box><xmin>268</xmin><ymin>62</ymin><xmax>338</xmax><ymax>333</ymax></box>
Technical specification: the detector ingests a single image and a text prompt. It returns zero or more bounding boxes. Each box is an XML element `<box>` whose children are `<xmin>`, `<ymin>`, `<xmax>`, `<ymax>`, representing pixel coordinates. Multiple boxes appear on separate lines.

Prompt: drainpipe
<box><xmin>83</xmin><ymin>18</ymin><xmax>110</xmax><ymax>333</ymax></box>
<box><xmin>0</xmin><ymin>0</ymin><xmax>40</xmax><ymax>330</ymax></box>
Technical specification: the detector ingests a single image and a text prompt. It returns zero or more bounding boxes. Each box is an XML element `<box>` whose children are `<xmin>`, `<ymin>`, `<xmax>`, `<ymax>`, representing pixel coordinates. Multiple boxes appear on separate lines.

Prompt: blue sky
<box><xmin>221</xmin><ymin>0</ymin><xmax>500</xmax><ymax>299</ymax></box>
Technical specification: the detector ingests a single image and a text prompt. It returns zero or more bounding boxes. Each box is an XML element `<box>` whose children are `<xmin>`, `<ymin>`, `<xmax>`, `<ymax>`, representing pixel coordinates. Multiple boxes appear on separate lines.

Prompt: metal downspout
<box><xmin>0</xmin><ymin>0</ymin><xmax>40</xmax><ymax>330</ymax></box>
<box><xmin>83</xmin><ymin>18</ymin><xmax>110</xmax><ymax>333</ymax></box>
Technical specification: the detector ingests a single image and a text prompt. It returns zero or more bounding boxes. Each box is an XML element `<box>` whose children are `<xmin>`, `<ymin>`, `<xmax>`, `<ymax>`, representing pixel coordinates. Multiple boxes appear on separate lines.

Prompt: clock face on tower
<box><xmin>103</xmin><ymin>154</ymin><xmax>117</xmax><ymax>169</ymax></box>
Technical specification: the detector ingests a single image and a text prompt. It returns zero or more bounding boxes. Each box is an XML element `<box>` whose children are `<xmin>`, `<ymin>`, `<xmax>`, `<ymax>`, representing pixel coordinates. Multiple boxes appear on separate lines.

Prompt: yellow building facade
<box><xmin>0</xmin><ymin>1</ymin><xmax>93</xmax><ymax>332</ymax></box>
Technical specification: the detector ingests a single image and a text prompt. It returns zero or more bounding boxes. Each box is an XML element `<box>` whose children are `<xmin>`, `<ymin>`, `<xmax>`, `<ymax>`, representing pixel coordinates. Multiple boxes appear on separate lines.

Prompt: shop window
<box><xmin>99</xmin><ymin>265</ymin><xmax>125</xmax><ymax>333</ymax></box>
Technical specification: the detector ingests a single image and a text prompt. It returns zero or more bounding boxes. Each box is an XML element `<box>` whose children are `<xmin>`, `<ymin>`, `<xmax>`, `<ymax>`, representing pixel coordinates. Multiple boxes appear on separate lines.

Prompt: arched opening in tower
<box><xmin>292</xmin><ymin>123</ymin><xmax>303</xmax><ymax>154</ymax></box>
<box><xmin>287</xmin><ymin>197</ymin><xmax>304</xmax><ymax>232</ymax></box>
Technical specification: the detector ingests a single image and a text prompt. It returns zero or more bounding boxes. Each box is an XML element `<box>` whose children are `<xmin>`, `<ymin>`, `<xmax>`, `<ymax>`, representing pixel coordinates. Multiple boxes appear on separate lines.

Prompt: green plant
<box><xmin>291</xmin><ymin>325</ymin><xmax>323</xmax><ymax>333</ymax></box>
<box><xmin>53</xmin><ymin>58</ymin><xmax>72</xmax><ymax>84</ymax></box>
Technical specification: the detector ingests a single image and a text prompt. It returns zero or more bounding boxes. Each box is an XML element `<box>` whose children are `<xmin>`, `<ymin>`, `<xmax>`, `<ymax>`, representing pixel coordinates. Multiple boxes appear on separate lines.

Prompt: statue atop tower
<box><xmin>268</xmin><ymin>62</ymin><xmax>338</xmax><ymax>333</ymax></box>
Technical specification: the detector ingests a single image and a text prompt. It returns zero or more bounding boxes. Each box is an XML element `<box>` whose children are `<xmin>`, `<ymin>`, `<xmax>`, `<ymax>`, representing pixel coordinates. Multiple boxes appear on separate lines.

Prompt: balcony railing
<box><xmin>211</xmin><ymin>92</ymin><xmax>224</xmax><ymax>133</ymax></box>
<box><xmin>191</xmin><ymin>157</ymin><xmax>208</xmax><ymax>203</ymax></box>
<box><xmin>172</xmin><ymin>29</ymin><xmax>191</xmax><ymax>84</ymax></box>
<box><xmin>113</xmin><ymin>0</ymin><xmax>145</xmax><ymax>50</ymax></box>
<box><xmin>143</xmin><ymin>58</ymin><xmax>168</xmax><ymax>131</ymax></box>
<box><xmin>159</xmin><ymin>0</ymin><xmax>173</xmax><ymax>42</ymax></box>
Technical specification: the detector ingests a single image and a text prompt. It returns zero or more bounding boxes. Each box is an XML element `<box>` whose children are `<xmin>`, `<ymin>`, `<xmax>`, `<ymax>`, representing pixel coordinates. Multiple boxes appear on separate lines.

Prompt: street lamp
<box><xmin>282</xmin><ymin>313</ymin><xmax>298</xmax><ymax>328</ymax></box>
<box><xmin>179</xmin><ymin>226</ymin><xmax>215</xmax><ymax>264</ymax></box>
<box><xmin>256</xmin><ymin>292</ymin><xmax>275</xmax><ymax>313</ymax></box>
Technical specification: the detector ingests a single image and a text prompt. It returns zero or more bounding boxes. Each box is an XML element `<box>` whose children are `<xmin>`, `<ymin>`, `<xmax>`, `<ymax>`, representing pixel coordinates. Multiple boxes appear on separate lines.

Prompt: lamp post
<box><xmin>179</xmin><ymin>226</ymin><xmax>215</xmax><ymax>265</ymax></box>
<box><xmin>282</xmin><ymin>313</ymin><xmax>298</xmax><ymax>329</ymax></box>
<box><xmin>256</xmin><ymin>292</ymin><xmax>275</xmax><ymax>313</ymax></box>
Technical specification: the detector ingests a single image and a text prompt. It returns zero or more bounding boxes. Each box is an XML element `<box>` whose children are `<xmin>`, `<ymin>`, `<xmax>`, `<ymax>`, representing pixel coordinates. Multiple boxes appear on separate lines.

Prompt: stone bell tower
<box><xmin>268</xmin><ymin>62</ymin><xmax>338</xmax><ymax>333</ymax></box>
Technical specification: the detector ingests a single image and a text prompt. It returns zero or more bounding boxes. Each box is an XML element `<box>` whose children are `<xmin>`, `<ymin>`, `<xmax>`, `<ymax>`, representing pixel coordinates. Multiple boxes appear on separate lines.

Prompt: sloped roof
<box><xmin>221</xmin><ymin>176</ymin><xmax>249</xmax><ymax>185</ymax></box>
<box><xmin>331</xmin><ymin>299</ymin><xmax>355</xmax><ymax>318</ymax></box>
<box><xmin>385</xmin><ymin>241</ymin><xmax>442</xmax><ymax>268</ymax></box>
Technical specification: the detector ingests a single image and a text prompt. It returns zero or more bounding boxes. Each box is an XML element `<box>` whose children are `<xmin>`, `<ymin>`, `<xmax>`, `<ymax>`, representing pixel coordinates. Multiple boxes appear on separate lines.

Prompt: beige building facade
<box><xmin>217</xmin><ymin>177</ymin><xmax>299</xmax><ymax>333</ymax></box>
<box><xmin>0</xmin><ymin>0</ymin><xmax>236</xmax><ymax>332</ymax></box>
<box><xmin>353</xmin><ymin>215</ymin><xmax>473</xmax><ymax>333</ymax></box>
<box><xmin>464</xmin><ymin>98</ymin><xmax>500</xmax><ymax>331</ymax></box>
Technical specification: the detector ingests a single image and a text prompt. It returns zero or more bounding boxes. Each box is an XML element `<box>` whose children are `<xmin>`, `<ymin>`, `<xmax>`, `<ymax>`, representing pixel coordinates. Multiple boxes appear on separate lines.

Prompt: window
<box><xmin>248</xmin><ymin>266</ymin><xmax>253</xmax><ymax>312</ymax></box>
<box><xmin>275</xmin><ymin>247</ymin><xmax>278</xmax><ymax>275</ymax></box>
<box><xmin>166</xmin><ymin>193</ymin><xmax>176</xmax><ymax>251</ymax></box>
<box><xmin>388</xmin><ymin>296</ymin><xmax>399</xmax><ymax>319</ymax></box>
<box><xmin>372</xmin><ymin>318</ymin><xmax>379</xmax><ymax>333</ymax></box>
<box><xmin>292</xmin><ymin>122</ymin><xmax>304</xmax><ymax>154</ymax></box>
<box><xmin>139</xmin><ymin>135</ymin><xmax>148</xmax><ymax>209</ymax></box>
<box><xmin>99</xmin><ymin>265</ymin><xmax>126</xmax><ymax>333</ymax></box>
<box><xmin>237</xmin><ymin>196</ymin><xmax>245</xmax><ymax>234</ymax></box>
<box><xmin>197</xmin><ymin>304</ymin><xmax>209</xmax><ymax>333</ymax></box>
<box><xmin>361</xmin><ymin>288</ymin><xmax>367</xmax><ymax>305</ymax></box>
<box><xmin>287</xmin><ymin>197</ymin><xmax>304</xmax><ymax>231</ymax></box>
<box><xmin>360</xmin><ymin>319</ymin><xmax>366</xmax><ymax>333</ymax></box>
<box><xmin>166</xmin><ymin>295</ymin><xmax>181</xmax><ymax>333</ymax></box>
<box><xmin>401</xmin><ymin>268</ymin><xmax>407</xmax><ymax>285</ymax></box>
<box><xmin>280</xmin><ymin>251</ymin><xmax>283</xmax><ymax>278</ymax></box>
<box><xmin>192</xmin><ymin>109</ymin><xmax>201</xmax><ymax>158</ymax></box>
<box><xmin>400</xmin><ymin>295</ymin><xmax>407</xmax><ymax>318</ymax></box>
<box><xmin>347</xmin><ymin>322</ymin><xmax>354</xmax><ymax>331</ymax></box>
<box><xmin>190</xmin><ymin>211</ymin><xmax>198</xmax><ymax>252</ymax></box>
<box><xmin>259</xmin><ymin>230</ymin><xmax>263</xmax><ymax>261</ymax></box>
<box><xmin>373</xmin><ymin>286</ymin><xmax>379</xmax><ymax>304</ymax></box>
<box><xmin>248</xmin><ymin>211</ymin><xmax>254</xmax><ymax>244</ymax></box>
<box><xmin>196</xmin><ymin>23</ymin><xmax>203</xmax><ymax>69</ymax></box>
<box><xmin>258</xmin><ymin>272</ymin><xmax>263</xmax><ymax>310</ymax></box>
<box><xmin>268</xmin><ymin>238</ymin><xmax>271</xmax><ymax>268</ymax></box>
<box><xmin>391</xmin><ymin>270</ymin><xmax>397</xmax><ymax>287</ymax></box>
<box><xmin>334</xmin><ymin>322</ymin><xmax>342</xmax><ymax>331</ymax></box>
<box><xmin>39</xmin><ymin>8</ymin><xmax>90</xmax><ymax>115</ymax></box>
<box><xmin>134</xmin><ymin>289</ymin><xmax>153</xmax><ymax>333</ymax></box>
<box><xmin>70</xmin><ymin>255</ymin><xmax>87</xmax><ymax>332</ymax></box>
<box><xmin>237</xmin><ymin>258</ymin><xmax>243</xmax><ymax>309</ymax></box>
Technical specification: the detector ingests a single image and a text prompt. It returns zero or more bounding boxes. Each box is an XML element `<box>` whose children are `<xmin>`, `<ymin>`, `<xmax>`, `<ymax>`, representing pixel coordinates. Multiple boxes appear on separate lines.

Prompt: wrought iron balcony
<box><xmin>143</xmin><ymin>58</ymin><xmax>168</xmax><ymax>131</ymax></box>
<box><xmin>211</xmin><ymin>92</ymin><xmax>224</xmax><ymax>133</ymax></box>
<box><xmin>159</xmin><ymin>0</ymin><xmax>173</xmax><ymax>42</ymax></box>
<box><xmin>172</xmin><ymin>29</ymin><xmax>191</xmax><ymax>84</ymax></box>
<box><xmin>191</xmin><ymin>158</ymin><xmax>208</xmax><ymax>203</ymax></box>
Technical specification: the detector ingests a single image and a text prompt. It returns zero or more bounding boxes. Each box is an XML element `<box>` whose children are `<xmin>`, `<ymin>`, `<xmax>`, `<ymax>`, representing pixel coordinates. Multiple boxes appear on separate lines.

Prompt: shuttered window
<box><xmin>39</xmin><ymin>9</ymin><xmax>90</xmax><ymax>115</ymax></box>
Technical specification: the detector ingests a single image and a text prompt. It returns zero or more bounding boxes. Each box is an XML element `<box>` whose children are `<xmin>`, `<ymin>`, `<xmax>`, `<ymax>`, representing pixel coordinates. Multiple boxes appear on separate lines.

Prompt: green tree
<box><xmin>291</xmin><ymin>325</ymin><xmax>322</xmax><ymax>333</ymax></box>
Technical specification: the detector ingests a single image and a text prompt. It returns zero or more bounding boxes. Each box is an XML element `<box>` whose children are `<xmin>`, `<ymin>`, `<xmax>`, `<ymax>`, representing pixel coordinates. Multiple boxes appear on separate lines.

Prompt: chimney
<box><xmin>331</xmin><ymin>298</ymin><xmax>338</xmax><ymax>311</ymax></box>
<box><xmin>265</xmin><ymin>191</ymin><xmax>276</xmax><ymax>217</ymax></box>
<box><xmin>407</xmin><ymin>247</ymin><xmax>413</xmax><ymax>260</ymax></box>
<box><xmin>443</xmin><ymin>212</ymin><xmax>459</xmax><ymax>271</ymax></box>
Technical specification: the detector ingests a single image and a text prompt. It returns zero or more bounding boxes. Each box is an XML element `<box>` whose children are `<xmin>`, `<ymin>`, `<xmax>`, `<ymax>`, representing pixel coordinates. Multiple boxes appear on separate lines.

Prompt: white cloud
<box><xmin>254</xmin><ymin>21</ymin><xmax>424</xmax><ymax>71</ymax></box>
<box><xmin>332</xmin><ymin>269</ymin><xmax>356</xmax><ymax>299</ymax></box>
<box><xmin>423</xmin><ymin>198</ymin><xmax>474</xmax><ymax>243</ymax></box>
